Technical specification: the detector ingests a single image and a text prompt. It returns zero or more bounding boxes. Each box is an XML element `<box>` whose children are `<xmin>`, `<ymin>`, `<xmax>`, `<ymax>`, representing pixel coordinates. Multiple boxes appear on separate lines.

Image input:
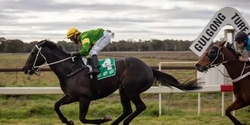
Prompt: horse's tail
<box><xmin>152</xmin><ymin>68</ymin><xmax>202</xmax><ymax>90</ymax></box>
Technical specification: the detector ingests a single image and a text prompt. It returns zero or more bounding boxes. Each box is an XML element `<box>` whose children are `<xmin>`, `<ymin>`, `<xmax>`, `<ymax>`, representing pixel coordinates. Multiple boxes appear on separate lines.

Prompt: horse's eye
<box><xmin>208</xmin><ymin>50</ymin><xmax>216</xmax><ymax>56</ymax></box>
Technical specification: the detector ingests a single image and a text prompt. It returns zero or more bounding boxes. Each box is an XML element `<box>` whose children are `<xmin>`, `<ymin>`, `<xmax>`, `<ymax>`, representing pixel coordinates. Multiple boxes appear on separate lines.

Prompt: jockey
<box><xmin>66</xmin><ymin>27</ymin><xmax>113</xmax><ymax>75</ymax></box>
<box><xmin>66</xmin><ymin>28</ymin><xmax>113</xmax><ymax>98</ymax></box>
<box><xmin>235</xmin><ymin>31</ymin><xmax>250</xmax><ymax>62</ymax></box>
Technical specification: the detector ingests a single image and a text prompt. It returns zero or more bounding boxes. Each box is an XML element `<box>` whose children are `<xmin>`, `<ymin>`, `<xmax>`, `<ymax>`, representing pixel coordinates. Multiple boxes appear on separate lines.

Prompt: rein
<box><xmin>33</xmin><ymin>45</ymin><xmax>72</xmax><ymax>69</ymax></box>
<box><xmin>208</xmin><ymin>45</ymin><xmax>237</xmax><ymax>67</ymax></box>
<box><xmin>214</xmin><ymin>59</ymin><xmax>236</xmax><ymax>78</ymax></box>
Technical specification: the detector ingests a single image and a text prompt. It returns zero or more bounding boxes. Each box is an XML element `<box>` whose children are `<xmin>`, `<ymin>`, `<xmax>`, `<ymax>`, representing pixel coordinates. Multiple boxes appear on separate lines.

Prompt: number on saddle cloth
<box><xmin>86</xmin><ymin>58</ymin><xmax>116</xmax><ymax>80</ymax></box>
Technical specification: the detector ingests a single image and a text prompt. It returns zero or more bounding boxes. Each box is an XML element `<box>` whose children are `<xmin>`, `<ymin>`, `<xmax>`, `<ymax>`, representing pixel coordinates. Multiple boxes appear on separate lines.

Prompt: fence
<box><xmin>0</xmin><ymin>85</ymin><xmax>233</xmax><ymax>116</ymax></box>
<box><xmin>158</xmin><ymin>62</ymin><xmax>234</xmax><ymax>116</ymax></box>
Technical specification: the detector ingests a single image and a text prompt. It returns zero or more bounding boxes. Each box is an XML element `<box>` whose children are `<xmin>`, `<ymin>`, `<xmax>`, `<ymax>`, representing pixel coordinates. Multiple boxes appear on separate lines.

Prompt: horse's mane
<box><xmin>39</xmin><ymin>39</ymin><xmax>70</xmax><ymax>56</ymax></box>
<box><xmin>224</xmin><ymin>42</ymin><xmax>250</xmax><ymax>68</ymax></box>
<box><xmin>225</xmin><ymin>42</ymin><xmax>242</xmax><ymax>58</ymax></box>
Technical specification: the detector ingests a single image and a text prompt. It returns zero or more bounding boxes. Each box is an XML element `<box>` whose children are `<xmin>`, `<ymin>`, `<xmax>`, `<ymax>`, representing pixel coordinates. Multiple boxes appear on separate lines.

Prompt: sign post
<box><xmin>189</xmin><ymin>7</ymin><xmax>250</xmax><ymax>57</ymax></box>
<box><xmin>191</xmin><ymin>7</ymin><xmax>250</xmax><ymax>116</ymax></box>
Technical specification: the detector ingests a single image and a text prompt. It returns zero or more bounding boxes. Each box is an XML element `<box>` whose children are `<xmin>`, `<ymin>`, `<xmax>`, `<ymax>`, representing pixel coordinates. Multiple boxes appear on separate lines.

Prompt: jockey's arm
<box><xmin>79</xmin><ymin>38</ymin><xmax>91</xmax><ymax>57</ymax></box>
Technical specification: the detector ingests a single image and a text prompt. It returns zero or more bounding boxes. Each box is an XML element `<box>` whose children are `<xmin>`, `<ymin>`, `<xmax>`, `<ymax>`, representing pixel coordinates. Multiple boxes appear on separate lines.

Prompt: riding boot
<box><xmin>90</xmin><ymin>54</ymin><xmax>100</xmax><ymax>99</ymax></box>
<box><xmin>90</xmin><ymin>54</ymin><xmax>100</xmax><ymax>75</ymax></box>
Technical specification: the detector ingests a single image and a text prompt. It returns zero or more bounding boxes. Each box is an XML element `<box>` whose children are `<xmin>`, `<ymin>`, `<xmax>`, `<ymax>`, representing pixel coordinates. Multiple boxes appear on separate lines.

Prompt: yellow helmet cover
<box><xmin>66</xmin><ymin>28</ymin><xmax>80</xmax><ymax>38</ymax></box>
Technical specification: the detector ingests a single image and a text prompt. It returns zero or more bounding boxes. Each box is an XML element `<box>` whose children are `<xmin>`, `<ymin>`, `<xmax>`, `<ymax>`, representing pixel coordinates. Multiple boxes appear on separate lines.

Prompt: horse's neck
<box><xmin>44</xmin><ymin>49</ymin><xmax>72</xmax><ymax>81</ymax></box>
<box><xmin>222</xmin><ymin>50</ymin><xmax>245</xmax><ymax>79</ymax></box>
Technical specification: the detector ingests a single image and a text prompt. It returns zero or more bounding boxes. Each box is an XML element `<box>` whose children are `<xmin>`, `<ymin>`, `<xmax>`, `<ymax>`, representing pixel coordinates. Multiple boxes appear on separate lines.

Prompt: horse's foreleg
<box><xmin>225</xmin><ymin>99</ymin><xmax>247</xmax><ymax>125</ymax></box>
<box><xmin>79</xmin><ymin>97</ymin><xmax>112</xmax><ymax>124</ymax></box>
<box><xmin>54</xmin><ymin>95</ymin><xmax>76</xmax><ymax>125</ymax></box>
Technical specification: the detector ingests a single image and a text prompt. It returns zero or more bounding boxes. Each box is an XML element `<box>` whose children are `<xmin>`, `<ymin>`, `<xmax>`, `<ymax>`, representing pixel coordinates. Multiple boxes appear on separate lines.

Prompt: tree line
<box><xmin>0</xmin><ymin>37</ymin><xmax>194</xmax><ymax>53</ymax></box>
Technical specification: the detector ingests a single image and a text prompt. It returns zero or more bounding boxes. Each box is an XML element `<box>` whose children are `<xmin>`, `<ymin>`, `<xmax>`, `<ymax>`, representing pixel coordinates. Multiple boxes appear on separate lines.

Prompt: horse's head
<box><xmin>22</xmin><ymin>39</ymin><xmax>65</xmax><ymax>75</ymax></box>
<box><xmin>195</xmin><ymin>41</ymin><xmax>230</xmax><ymax>72</ymax></box>
<box><xmin>22</xmin><ymin>40</ymin><xmax>48</xmax><ymax>75</ymax></box>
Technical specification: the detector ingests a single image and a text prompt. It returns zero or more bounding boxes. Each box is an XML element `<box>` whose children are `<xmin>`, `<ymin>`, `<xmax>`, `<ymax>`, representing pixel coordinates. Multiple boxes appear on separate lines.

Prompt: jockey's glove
<box><xmin>70</xmin><ymin>52</ymin><xmax>81</xmax><ymax>57</ymax></box>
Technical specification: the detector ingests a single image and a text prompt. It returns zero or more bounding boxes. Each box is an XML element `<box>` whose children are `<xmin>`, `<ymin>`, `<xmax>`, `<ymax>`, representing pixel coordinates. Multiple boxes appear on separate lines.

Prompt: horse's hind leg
<box><xmin>123</xmin><ymin>92</ymin><xmax>146</xmax><ymax>125</ymax></box>
<box><xmin>54</xmin><ymin>95</ymin><xmax>76</xmax><ymax>125</ymax></box>
<box><xmin>111</xmin><ymin>88</ymin><xmax>133</xmax><ymax>125</ymax></box>
<box><xmin>225</xmin><ymin>99</ymin><xmax>247</xmax><ymax>125</ymax></box>
<box><xmin>79</xmin><ymin>97</ymin><xmax>112</xmax><ymax>124</ymax></box>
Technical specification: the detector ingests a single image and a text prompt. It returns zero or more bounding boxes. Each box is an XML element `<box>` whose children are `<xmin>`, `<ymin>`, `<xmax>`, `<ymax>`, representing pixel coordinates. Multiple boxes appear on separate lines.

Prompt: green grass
<box><xmin>0</xmin><ymin>93</ymin><xmax>249</xmax><ymax>125</ymax></box>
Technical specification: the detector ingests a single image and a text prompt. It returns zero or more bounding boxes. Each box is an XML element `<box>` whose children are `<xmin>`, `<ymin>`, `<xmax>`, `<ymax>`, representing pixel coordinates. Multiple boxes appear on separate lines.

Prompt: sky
<box><xmin>1</xmin><ymin>0</ymin><xmax>250</xmax><ymax>43</ymax></box>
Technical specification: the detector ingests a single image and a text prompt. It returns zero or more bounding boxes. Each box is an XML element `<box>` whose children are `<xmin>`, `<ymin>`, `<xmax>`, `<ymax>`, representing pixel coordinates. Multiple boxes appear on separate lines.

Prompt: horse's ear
<box><xmin>38</xmin><ymin>39</ymin><xmax>48</xmax><ymax>46</ymax></box>
<box><xmin>218</xmin><ymin>40</ymin><xmax>227</xmax><ymax>47</ymax></box>
<box><xmin>226</xmin><ymin>42</ymin><xmax>235</xmax><ymax>49</ymax></box>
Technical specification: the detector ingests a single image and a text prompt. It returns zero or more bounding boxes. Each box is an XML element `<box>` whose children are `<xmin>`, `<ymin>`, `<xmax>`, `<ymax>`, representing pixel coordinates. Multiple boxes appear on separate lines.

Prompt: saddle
<box><xmin>67</xmin><ymin>57</ymin><xmax>116</xmax><ymax>80</ymax></box>
<box><xmin>67</xmin><ymin>59</ymin><xmax>88</xmax><ymax>77</ymax></box>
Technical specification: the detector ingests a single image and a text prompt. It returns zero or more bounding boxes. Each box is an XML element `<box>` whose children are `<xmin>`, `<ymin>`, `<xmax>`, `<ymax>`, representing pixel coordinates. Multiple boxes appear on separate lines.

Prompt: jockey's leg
<box><xmin>89</xmin><ymin>30</ymin><xmax>112</xmax><ymax>98</ymax></box>
<box><xmin>90</xmin><ymin>54</ymin><xmax>100</xmax><ymax>74</ymax></box>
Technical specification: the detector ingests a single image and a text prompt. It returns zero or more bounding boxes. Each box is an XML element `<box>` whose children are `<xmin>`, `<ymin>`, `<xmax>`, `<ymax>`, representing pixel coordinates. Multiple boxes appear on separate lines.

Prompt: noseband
<box><xmin>33</xmin><ymin>45</ymin><xmax>47</xmax><ymax>69</ymax></box>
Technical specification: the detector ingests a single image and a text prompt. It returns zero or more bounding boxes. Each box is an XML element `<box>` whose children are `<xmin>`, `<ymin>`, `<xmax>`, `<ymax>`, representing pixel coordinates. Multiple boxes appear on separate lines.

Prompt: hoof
<box><xmin>68</xmin><ymin>120</ymin><xmax>74</xmax><ymax>125</ymax></box>
<box><xmin>103</xmin><ymin>115</ymin><xmax>112</xmax><ymax>122</ymax></box>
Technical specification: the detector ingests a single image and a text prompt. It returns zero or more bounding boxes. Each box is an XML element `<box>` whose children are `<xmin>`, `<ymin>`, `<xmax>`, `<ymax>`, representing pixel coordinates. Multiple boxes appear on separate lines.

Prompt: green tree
<box><xmin>151</xmin><ymin>39</ymin><xmax>169</xmax><ymax>51</ymax></box>
<box><xmin>6</xmin><ymin>39</ymin><xmax>24</xmax><ymax>53</ymax></box>
<box><xmin>0</xmin><ymin>37</ymin><xmax>7</xmax><ymax>52</ymax></box>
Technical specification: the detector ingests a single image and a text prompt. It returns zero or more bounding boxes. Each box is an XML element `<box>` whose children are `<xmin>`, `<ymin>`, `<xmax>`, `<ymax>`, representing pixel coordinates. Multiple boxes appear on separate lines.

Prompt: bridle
<box><xmin>32</xmin><ymin>45</ymin><xmax>47</xmax><ymax>69</ymax></box>
<box><xmin>208</xmin><ymin>45</ymin><xmax>228</xmax><ymax>67</ymax></box>
<box><xmin>31</xmin><ymin>45</ymin><xmax>72</xmax><ymax>69</ymax></box>
<box><xmin>207</xmin><ymin>44</ymin><xmax>249</xmax><ymax>82</ymax></box>
<box><xmin>204</xmin><ymin>45</ymin><xmax>235</xmax><ymax>77</ymax></box>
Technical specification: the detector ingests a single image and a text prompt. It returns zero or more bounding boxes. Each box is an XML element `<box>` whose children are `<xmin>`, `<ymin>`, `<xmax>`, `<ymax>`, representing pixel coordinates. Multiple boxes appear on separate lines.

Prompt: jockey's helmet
<box><xmin>66</xmin><ymin>28</ymin><xmax>81</xmax><ymax>38</ymax></box>
<box><xmin>235</xmin><ymin>31</ymin><xmax>248</xmax><ymax>44</ymax></box>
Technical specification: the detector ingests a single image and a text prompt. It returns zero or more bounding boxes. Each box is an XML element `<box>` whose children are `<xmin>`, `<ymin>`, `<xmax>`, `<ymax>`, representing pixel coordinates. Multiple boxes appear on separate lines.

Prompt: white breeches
<box><xmin>89</xmin><ymin>30</ymin><xmax>112</xmax><ymax>56</ymax></box>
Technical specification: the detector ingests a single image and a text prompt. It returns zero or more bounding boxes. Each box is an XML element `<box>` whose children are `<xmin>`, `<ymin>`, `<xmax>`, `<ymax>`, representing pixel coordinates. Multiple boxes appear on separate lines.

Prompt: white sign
<box><xmin>189</xmin><ymin>7</ymin><xmax>250</xmax><ymax>57</ymax></box>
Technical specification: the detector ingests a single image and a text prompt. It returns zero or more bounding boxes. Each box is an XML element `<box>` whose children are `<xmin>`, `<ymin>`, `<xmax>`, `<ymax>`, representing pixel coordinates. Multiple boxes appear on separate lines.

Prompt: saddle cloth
<box><xmin>83</xmin><ymin>57</ymin><xmax>116</xmax><ymax>80</ymax></box>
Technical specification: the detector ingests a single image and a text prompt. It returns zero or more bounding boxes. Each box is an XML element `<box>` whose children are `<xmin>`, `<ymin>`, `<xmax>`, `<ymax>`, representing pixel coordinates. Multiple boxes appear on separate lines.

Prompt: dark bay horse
<box><xmin>22</xmin><ymin>40</ymin><xmax>201</xmax><ymax>125</ymax></box>
<box><xmin>195</xmin><ymin>41</ymin><xmax>250</xmax><ymax>125</ymax></box>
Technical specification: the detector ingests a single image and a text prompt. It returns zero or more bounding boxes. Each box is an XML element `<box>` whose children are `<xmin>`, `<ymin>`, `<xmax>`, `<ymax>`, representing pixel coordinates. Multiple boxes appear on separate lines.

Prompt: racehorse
<box><xmin>195</xmin><ymin>41</ymin><xmax>250</xmax><ymax>125</ymax></box>
<box><xmin>22</xmin><ymin>39</ymin><xmax>201</xmax><ymax>125</ymax></box>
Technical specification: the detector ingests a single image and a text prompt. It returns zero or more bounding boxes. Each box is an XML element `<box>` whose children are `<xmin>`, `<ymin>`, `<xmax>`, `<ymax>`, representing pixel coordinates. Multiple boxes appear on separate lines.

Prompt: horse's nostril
<box><xmin>195</xmin><ymin>64</ymin><xmax>204</xmax><ymax>72</ymax></box>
